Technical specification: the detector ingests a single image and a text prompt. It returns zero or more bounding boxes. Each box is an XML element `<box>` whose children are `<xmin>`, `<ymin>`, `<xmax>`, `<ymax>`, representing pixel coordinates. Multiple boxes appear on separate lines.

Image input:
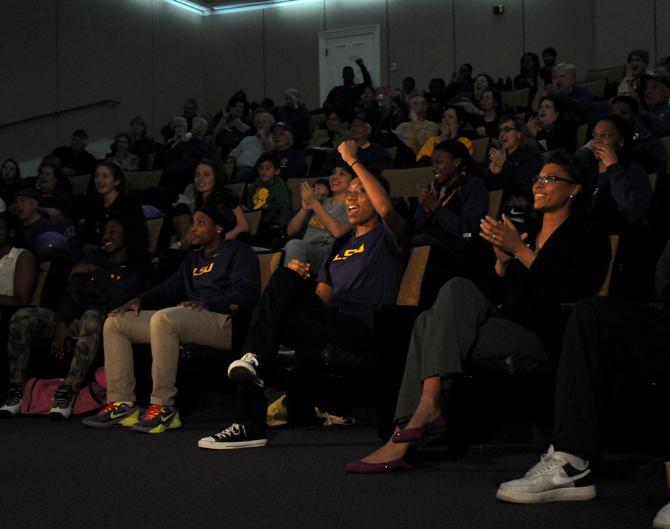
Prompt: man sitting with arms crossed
<box><xmin>83</xmin><ymin>192</ymin><xmax>260</xmax><ymax>434</ymax></box>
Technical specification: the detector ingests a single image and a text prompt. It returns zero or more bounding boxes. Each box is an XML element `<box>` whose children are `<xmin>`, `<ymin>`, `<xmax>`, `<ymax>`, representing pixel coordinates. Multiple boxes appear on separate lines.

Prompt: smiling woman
<box><xmin>199</xmin><ymin>140</ymin><xmax>408</xmax><ymax>450</ymax></box>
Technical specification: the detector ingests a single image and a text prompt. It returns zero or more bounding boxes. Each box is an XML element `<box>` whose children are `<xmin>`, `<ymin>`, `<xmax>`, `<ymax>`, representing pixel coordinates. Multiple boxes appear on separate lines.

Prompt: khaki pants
<box><xmin>103</xmin><ymin>307</ymin><xmax>232</xmax><ymax>406</ymax></box>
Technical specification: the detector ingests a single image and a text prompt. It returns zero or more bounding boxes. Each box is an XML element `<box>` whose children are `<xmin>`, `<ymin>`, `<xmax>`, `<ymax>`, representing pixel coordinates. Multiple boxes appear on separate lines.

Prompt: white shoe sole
<box><xmin>227</xmin><ymin>361</ymin><xmax>256</xmax><ymax>383</ymax></box>
<box><xmin>496</xmin><ymin>484</ymin><xmax>596</xmax><ymax>503</ymax></box>
<box><xmin>654</xmin><ymin>517</ymin><xmax>670</xmax><ymax>529</ymax></box>
<box><xmin>197</xmin><ymin>438</ymin><xmax>268</xmax><ymax>450</ymax></box>
<box><xmin>49</xmin><ymin>407</ymin><xmax>72</xmax><ymax>420</ymax></box>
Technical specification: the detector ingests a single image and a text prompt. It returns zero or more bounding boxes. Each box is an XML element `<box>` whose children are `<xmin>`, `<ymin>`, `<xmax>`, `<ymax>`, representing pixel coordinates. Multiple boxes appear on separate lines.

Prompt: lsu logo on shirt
<box><xmin>333</xmin><ymin>244</ymin><xmax>365</xmax><ymax>261</ymax></box>
<box><xmin>193</xmin><ymin>263</ymin><xmax>214</xmax><ymax>277</ymax></box>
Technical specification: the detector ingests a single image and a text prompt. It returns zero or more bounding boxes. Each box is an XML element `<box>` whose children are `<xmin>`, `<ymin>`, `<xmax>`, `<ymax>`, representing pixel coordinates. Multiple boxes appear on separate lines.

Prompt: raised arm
<box><xmin>337</xmin><ymin>140</ymin><xmax>406</xmax><ymax>241</ymax></box>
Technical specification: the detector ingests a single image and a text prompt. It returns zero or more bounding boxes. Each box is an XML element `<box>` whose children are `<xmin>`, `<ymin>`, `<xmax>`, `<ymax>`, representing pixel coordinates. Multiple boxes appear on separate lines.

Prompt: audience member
<box><xmin>0</xmin><ymin>159</ymin><xmax>22</xmax><ymax>202</ymax></box>
<box><xmin>526</xmin><ymin>95</ymin><xmax>577</xmax><ymax>152</ymax></box>
<box><xmin>485</xmin><ymin>114</ymin><xmax>544</xmax><ymax>223</ymax></box>
<box><xmin>213</xmin><ymin>98</ymin><xmax>252</xmax><ymax>159</ymax></box>
<box><xmin>247</xmin><ymin>153</ymin><xmax>292</xmax><ymax>247</ymax></box>
<box><xmin>277</xmin><ymin>89</ymin><xmax>312</xmax><ymax>147</ymax></box>
<box><xmin>539</xmin><ymin>47</ymin><xmax>557</xmax><ymax>84</ymax></box>
<box><xmin>514</xmin><ymin>52</ymin><xmax>541</xmax><ymax>90</ymax></box>
<box><xmin>401</xmin><ymin>76</ymin><xmax>420</xmax><ymax>101</ymax></box>
<box><xmin>0</xmin><ymin>217</ymin><xmax>146</xmax><ymax>419</ymax></box>
<box><xmin>35</xmin><ymin>160</ymin><xmax>73</xmax><ymax>220</ymax></box>
<box><xmin>161</xmin><ymin>97</ymin><xmax>198</xmax><ymax>142</ymax></box>
<box><xmin>82</xmin><ymin>161</ymin><xmax>145</xmax><ymax>247</ymax></box>
<box><xmin>0</xmin><ymin>212</ymin><xmax>37</xmax><ymax>309</ymax></box>
<box><xmin>444</xmin><ymin>64</ymin><xmax>474</xmax><ymax>103</ymax></box>
<box><xmin>393</xmin><ymin>95</ymin><xmax>439</xmax><ymax>154</ymax></box>
<box><xmin>127</xmin><ymin>116</ymin><xmax>156</xmax><ymax>171</ymax></box>
<box><xmin>320</xmin><ymin>116</ymin><xmax>393</xmax><ymax>177</ymax></box>
<box><xmin>270</xmin><ymin>122</ymin><xmax>307</xmax><ymax>180</ymax></box>
<box><xmin>469</xmin><ymin>88</ymin><xmax>504</xmax><ymax>138</ymax></box>
<box><xmin>369</xmin><ymin>90</ymin><xmax>406</xmax><ymax>146</ymax></box>
<box><xmin>108</xmin><ymin>133</ymin><xmax>140</xmax><ymax>172</ymax></box>
<box><xmin>641</xmin><ymin>73</ymin><xmax>670</xmax><ymax>136</ymax></box>
<box><xmin>324</xmin><ymin>59</ymin><xmax>373</xmax><ymax>118</ymax></box>
<box><xmin>497</xmin><ymin>238</ymin><xmax>670</xmax><ymax>504</ymax></box>
<box><xmin>284</xmin><ymin>166</ymin><xmax>352</xmax><ymax>272</ymax></box>
<box><xmin>416</xmin><ymin>105</ymin><xmax>475</xmax><ymax>163</ymax></box>
<box><xmin>51</xmin><ymin>129</ymin><xmax>97</xmax><ymax>177</ymax></box>
<box><xmin>413</xmin><ymin>140</ymin><xmax>488</xmax><ymax>282</ymax></box>
<box><xmin>198</xmin><ymin>139</ymin><xmax>407</xmax><ymax>449</ymax></box>
<box><xmin>171</xmin><ymin>159</ymin><xmax>249</xmax><ymax>250</ymax></box>
<box><xmin>82</xmin><ymin>195</ymin><xmax>260</xmax><ymax>433</ymax></box>
<box><xmin>533</xmin><ymin>64</ymin><xmax>593</xmax><ymax>124</ymax></box>
<box><xmin>424</xmin><ymin>78</ymin><xmax>448</xmax><ymax>122</ymax></box>
<box><xmin>228</xmin><ymin>110</ymin><xmax>275</xmax><ymax>182</ymax></box>
<box><xmin>346</xmin><ymin>151</ymin><xmax>609</xmax><ymax>472</ymax></box>
<box><xmin>617</xmin><ymin>49</ymin><xmax>652</xmax><ymax>98</ymax></box>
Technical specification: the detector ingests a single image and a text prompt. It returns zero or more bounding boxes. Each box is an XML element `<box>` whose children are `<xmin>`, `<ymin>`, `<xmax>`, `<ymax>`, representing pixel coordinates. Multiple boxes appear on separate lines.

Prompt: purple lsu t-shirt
<box><xmin>316</xmin><ymin>223</ymin><xmax>404</xmax><ymax>327</ymax></box>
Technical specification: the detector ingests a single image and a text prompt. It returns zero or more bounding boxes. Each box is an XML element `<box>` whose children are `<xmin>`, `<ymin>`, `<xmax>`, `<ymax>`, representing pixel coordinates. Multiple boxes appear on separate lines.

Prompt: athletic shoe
<box><xmin>0</xmin><ymin>385</ymin><xmax>23</xmax><ymax>417</ymax></box>
<box><xmin>131</xmin><ymin>404</ymin><xmax>181</xmax><ymax>434</ymax></box>
<box><xmin>198</xmin><ymin>423</ymin><xmax>268</xmax><ymax>450</ymax></box>
<box><xmin>496</xmin><ymin>445</ymin><xmax>596</xmax><ymax>503</ymax></box>
<box><xmin>82</xmin><ymin>401</ymin><xmax>140</xmax><ymax>428</ymax></box>
<box><xmin>49</xmin><ymin>384</ymin><xmax>75</xmax><ymax>420</ymax></box>
<box><xmin>654</xmin><ymin>501</ymin><xmax>670</xmax><ymax>529</ymax></box>
<box><xmin>227</xmin><ymin>352</ymin><xmax>263</xmax><ymax>384</ymax></box>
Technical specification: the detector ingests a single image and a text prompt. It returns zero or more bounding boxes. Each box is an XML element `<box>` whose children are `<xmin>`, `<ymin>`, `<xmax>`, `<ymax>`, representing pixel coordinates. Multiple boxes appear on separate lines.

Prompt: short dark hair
<box><xmin>627</xmin><ymin>49</ymin><xmax>649</xmax><ymax>64</ymax></box>
<box><xmin>610</xmin><ymin>95</ymin><xmax>640</xmax><ymax>115</ymax></box>
<box><xmin>257</xmin><ymin>152</ymin><xmax>280</xmax><ymax>169</ymax></box>
<box><xmin>542</xmin><ymin>47</ymin><xmax>557</xmax><ymax>57</ymax></box>
<box><xmin>95</xmin><ymin>160</ymin><xmax>126</xmax><ymax>194</ymax></box>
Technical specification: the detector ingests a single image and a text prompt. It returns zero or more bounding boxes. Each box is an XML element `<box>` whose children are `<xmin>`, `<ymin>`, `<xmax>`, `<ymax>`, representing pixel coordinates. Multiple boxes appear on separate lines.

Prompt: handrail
<box><xmin>0</xmin><ymin>99</ymin><xmax>121</xmax><ymax>130</ymax></box>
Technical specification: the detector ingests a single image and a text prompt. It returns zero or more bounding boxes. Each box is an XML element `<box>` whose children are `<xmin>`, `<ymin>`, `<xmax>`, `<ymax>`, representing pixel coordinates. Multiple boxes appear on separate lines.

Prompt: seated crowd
<box><xmin>1</xmin><ymin>47</ymin><xmax>670</xmax><ymax>528</ymax></box>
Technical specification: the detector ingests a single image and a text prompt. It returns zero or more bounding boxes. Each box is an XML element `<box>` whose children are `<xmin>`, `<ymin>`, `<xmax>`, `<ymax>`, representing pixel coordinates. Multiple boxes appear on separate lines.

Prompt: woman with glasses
<box><xmin>486</xmin><ymin>114</ymin><xmax>544</xmax><ymax>224</ymax></box>
<box><xmin>346</xmin><ymin>151</ymin><xmax>609</xmax><ymax>473</ymax></box>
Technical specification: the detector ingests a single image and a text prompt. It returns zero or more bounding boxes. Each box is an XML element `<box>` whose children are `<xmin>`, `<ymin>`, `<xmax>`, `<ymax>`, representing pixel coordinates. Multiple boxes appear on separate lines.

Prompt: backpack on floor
<box><xmin>20</xmin><ymin>368</ymin><xmax>106</xmax><ymax>415</ymax></box>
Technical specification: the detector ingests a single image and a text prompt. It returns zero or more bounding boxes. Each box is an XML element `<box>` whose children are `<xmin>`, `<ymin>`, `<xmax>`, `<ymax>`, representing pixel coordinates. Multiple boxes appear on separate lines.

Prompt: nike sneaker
<box><xmin>197</xmin><ymin>422</ymin><xmax>267</xmax><ymax>450</ymax></box>
<box><xmin>0</xmin><ymin>384</ymin><xmax>23</xmax><ymax>417</ymax></box>
<box><xmin>496</xmin><ymin>445</ymin><xmax>596</xmax><ymax>503</ymax></box>
<box><xmin>82</xmin><ymin>401</ymin><xmax>140</xmax><ymax>428</ymax></box>
<box><xmin>49</xmin><ymin>384</ymin><xmax>75</xmax><ymax>420</ymax></box>
<box><xmin>131</xmin><ymin>404</ymin><xmax>181</xmax><ymax>434</ymax></box>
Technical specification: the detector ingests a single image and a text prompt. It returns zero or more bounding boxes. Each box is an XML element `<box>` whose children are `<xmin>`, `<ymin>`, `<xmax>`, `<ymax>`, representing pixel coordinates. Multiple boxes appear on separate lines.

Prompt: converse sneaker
<box><xmin>496</xmin><ymin>445</ymin><xmax>596</xmax><ymax>503</ymax></box>
<box><xmin>227</xmin><ymin>353</ymin><xmax>262</xmax><ymax>385</ymax></box>
<box><xmin>0</xmin><ymin>385</ymin><xmax>23</xmax><ymax>417</ymax></box>
<box><xmin>82</xmin><ymin>401</ymin><xmax>140</xmax><ymax>428</ymax></box>
<box><xmin>654</xmin><ymin>501</ymin><xmax>670</xmax><ymax>529</ymax></box>
<box><xmin>49</xmin><ymin>384</ymin><xmax>75</xmax><ymax>420</ymax></box>
<box><xmin>131</xmin><ymin>404</ymin><xmax>181</xmax><ymax>434</ymax></box>
<box><xmin>198</xmin><ymin>423</ymin><xmax>268</xmax><ymax>450</ymax></box>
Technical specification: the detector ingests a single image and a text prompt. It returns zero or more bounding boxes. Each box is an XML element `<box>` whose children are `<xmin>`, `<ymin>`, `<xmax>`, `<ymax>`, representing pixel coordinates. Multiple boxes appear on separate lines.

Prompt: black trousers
<box><xmin>236</xmin><ymin>267</ymin><xmax>374</xmax><ymax>425</ymax></box>
<box><xmin>552</xmin><ymin>296</ymin><xmax>670</xmax><ymax>459</ymax></box>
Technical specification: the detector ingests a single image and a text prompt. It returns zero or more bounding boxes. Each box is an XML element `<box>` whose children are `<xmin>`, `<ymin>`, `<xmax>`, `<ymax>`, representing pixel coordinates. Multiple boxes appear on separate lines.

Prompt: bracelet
<box><xmin>350</xmin><ymin>160</ymin><xmax>360</xmax><ymax>169</ymax></box>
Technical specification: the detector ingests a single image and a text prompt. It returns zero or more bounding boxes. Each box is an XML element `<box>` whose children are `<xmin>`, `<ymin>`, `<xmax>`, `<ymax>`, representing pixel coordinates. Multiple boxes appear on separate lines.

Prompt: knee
<box><xmin>149</xmin><ymin>308</ymin><xmax>180</xmax><ymax>333</ymax></box>
<box><xmin>283</xmin><ymin>239</ymin><xmax>307</xmax><ymax>265</ymax></box>
<box><xmin>103</xmin><ymin>314</ymin><xmax>125</xmax><ymax>337</ymax></box>
<box><xmin>436</xmin><ymin>276</ymin><xmax>474</xmax><ymax>304</ymax></box>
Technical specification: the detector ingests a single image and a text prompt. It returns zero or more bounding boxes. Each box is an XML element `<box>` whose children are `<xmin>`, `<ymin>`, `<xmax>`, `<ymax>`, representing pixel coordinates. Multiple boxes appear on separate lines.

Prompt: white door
<box><xmin>318</xmin><ymin>25</ymin><xmax>381</xmax><ymax>106</ymax></box>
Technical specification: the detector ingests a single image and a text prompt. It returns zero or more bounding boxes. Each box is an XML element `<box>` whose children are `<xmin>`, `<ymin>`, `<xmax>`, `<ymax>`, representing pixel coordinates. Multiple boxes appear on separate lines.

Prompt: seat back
<box><xmin>487</xmin><ymin>189</ymin><xmax>504</xmax><ymax>219</ymax></box>
<box><xmin>396</xmin><ymin>246</ymin><xmax>431</xmax><ymax>306</ymax></box>
<box><xmin>471</xmin><ymin>137</ymin><xmax>490</xmax><ymax>164</ymax></box>
<box><xmin>223</xmin><ymin>160</ymin><xmax>236</xmax><ymax>181</ymax></box>
<box><xmin>576</xmin><ymin>123</ymin><xmax>589</xmax><ymax>149</ymax></box>
<box><xmin>584</xmin><ymin>65</ymin><xmax>626</xmax><ymax>83</ymax></box>
<box><xmin>30</xmin><ymin>262</ymin><xmax>51</xmax><ymax>307</ymax></box>
<box><xmin>145</xmin><ymin>217</ymin><xmax>164</xmax><ymax>254</ymax></box>
<box><xmin>70</xmin><ymin>174</ymin><xmax>91</xmax><ymax>197</ymax></box>
<box><xmin>501</xmin><ymin>87</ymin><xmax>530</xmax><ymax>112</ymax></box>
<box><xmin>126</xmin><ymin>170</ymin><xmax>162</xmax><ymax>191</ymax></box>
<box><xmin>598</xmin><ymin>234</ymin><xmax>620</xmax><ymax>296</ymax></box>
<box><xmin>576</xmin><ymin>78</ymin><xmax>607</xmax><ymax>99</ymax></box>
<box><xmin>381</xmin><ymin>167</ymin><xmax>434</xmax><ymax>201</ymax></box>
<box><xmin>649</xmin><ymin>173</ymin><xmax>658</xmax><ymax>193</ymax></box>
<box><xmin>661</xmin><ymin>136</ymin><xmax>670</xmax><ymax>173</ymax></box>
<box><xmin>244</xmin><ymin>209</ymin><xmax>263</xmax><ymax>236</ymax></box>
<box><xmin>257</xmin><ymin>250</ymin><xmax>284</xmax><ymax>292</ymax></box>
<box><xmin>224</xmin><ymin>182</ymin><xmax>246</xmax><ymax>201</ymax></box>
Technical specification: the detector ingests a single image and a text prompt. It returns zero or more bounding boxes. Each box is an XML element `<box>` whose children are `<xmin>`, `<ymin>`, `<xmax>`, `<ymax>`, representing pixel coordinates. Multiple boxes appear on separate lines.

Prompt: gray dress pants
<box><xmin>394</xmin><ymin>277</ymin><xmax>545</xmax><ymax>424</ymax></box>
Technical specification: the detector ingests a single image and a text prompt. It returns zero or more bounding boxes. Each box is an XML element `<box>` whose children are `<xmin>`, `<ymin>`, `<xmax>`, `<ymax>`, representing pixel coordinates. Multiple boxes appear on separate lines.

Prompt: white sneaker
<box><xmin>496</xmin><ymin>445</ymin><xmax>596</xmax><ymax>503</ymax></box>
<box><xmin>227</xmin><ymin>353</ymin><xmax>262</xmax><ymax>384</ymax></box>
<box><xmin>49</xmin><ymin>384</ymin><xmax>75</xmax><ymax>420</ymax></box>
<box><xmin>654</xmin><ymin>501</ymin><xmax>670</xmax><ymax>529</ymax></box>
<box><xmin>0</xmin><ymin>385</ymin><xmax>23</xmax><ymax>417</ymax></box>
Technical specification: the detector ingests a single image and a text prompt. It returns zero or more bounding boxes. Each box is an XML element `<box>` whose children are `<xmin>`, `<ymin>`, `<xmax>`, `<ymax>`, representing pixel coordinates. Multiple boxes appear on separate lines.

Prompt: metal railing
<box><xmin>0</xmin><ymin>99</ymin><xmax>120</xmax><ymax>130</ymax></box>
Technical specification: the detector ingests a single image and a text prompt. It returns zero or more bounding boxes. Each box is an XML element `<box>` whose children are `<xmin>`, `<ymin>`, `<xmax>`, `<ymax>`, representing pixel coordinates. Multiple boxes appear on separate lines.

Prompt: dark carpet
<box><xmin>0</xmin><ymin>409</ymin><xmax>667</xmax><ymax>529</ymax></box>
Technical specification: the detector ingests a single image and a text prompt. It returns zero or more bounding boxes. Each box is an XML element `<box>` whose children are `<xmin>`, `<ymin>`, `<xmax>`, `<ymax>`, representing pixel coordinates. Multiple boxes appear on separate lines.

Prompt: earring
<box><xmin>568</xmin><ymin>195</ymin><xmax>574</xmax><ymax>199</ymax></box>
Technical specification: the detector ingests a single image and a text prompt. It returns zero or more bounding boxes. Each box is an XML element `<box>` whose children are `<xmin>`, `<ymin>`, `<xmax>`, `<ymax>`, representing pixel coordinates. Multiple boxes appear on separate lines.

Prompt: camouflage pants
<box><xmin>7</xmin><ymin>307</ymin><xmax>104</xmax><ymax>390</ymax></box>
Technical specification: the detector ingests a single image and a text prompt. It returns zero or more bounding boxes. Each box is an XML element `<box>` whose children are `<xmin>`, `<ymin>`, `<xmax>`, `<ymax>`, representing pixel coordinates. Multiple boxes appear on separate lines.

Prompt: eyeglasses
<box><xmin>499</xmin><ymin>127</ymin><xmax>517</xmax><ymax>134</ymax></box>
<box><xmin>532</xmin><ymin>175</ymin><xmax>576</xmax><ymax>185</ymax></box>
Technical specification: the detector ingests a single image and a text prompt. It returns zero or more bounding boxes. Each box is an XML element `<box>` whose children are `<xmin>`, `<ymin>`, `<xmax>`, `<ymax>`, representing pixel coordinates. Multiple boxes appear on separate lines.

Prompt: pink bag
<box><xmin>20</xmin><ymin>368</ymin><xmax>106</xmax><ymax>415</ymax></box>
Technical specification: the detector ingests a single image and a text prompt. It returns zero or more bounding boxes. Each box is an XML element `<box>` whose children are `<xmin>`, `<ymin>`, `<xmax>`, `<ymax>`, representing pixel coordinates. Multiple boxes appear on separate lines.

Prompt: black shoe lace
<box><xmin>53</xmin><ymin>385</ymin><xmax>74</xmax><ymax>408</ymax></box>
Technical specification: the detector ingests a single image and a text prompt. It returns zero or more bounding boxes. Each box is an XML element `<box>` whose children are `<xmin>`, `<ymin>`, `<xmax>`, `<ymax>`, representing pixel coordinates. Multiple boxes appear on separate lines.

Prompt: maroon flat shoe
<box><xmin>345</xmin><ymin>457</ymin><xmax>414</xmax><ymax>473</ymax></box>
<box><xmin>391</xmin><ymin>414</ymin><xmax>446</xmax><ymax>444</ymax></box>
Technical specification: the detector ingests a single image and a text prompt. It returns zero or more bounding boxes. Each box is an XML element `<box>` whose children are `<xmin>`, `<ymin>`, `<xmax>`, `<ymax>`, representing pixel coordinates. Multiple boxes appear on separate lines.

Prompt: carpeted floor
<box><xmin>1</xmin><ymin>407</ymin><xmax>667</xmax><ymax>529</ymax></box>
